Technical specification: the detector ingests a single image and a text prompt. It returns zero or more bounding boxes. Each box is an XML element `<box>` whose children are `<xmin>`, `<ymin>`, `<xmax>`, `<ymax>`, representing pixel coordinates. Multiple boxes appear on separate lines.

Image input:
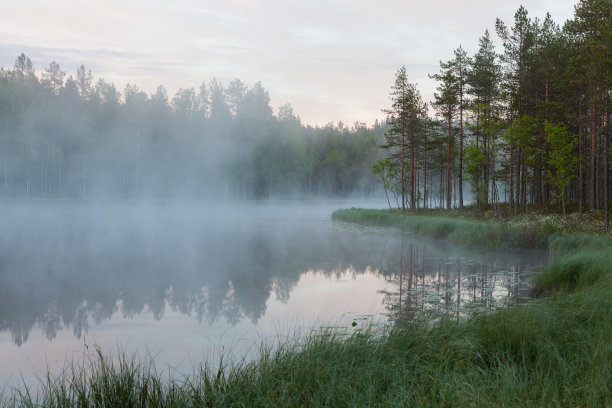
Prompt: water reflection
<box><xmin>0</xmin><ymin>203</ymin><xmax>547</xmax><ymax>347</ymax></box>
<box><xmin>0</xmin><ymin>202</ymin><xmax>384</xmax><ymax>346</ymax></box>
<box><xmin>379</xmin><ymin>232</ymin><xmax>544</xmax><ymax>321</ymax></box>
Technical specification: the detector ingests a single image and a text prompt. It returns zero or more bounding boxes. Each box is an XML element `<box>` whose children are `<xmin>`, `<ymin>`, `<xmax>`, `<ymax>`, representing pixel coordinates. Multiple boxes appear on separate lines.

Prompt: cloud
<box><xmin>0</xmin><ymin>0</ymin><xmax>577</xmax><ymax>125</ymax></box>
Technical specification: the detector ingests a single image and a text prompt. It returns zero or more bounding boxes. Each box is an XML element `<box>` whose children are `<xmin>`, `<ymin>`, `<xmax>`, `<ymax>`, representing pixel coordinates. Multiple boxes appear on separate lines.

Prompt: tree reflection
<box><xmin>0</xmin><ymin>205</ymin><xmax>547</xmax><ymax>346</ymax></box>
<box><xmin>0</xmin><ymin>205</ymin><xmax>390</xmax><ymax>345</ymax></box>
<box><xmin>380</xmin><ymin>232</ymin><xmax>546</xmax><ymax>321</ymax></box>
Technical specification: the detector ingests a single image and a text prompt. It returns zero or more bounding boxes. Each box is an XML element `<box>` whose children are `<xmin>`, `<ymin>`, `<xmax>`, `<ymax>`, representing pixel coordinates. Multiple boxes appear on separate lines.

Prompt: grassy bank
<box><xmin>531</xmin><ymin>233</ymin><xmax>612</xmax><ymax>295</ymax></box>
<box><xmin>4</xmin><ymin>209</ymin><xmax>612</xmax><ymax>407</ymax></box>
<box><xmin>331</xmin><ymin>208</ymin><xmax>560</xmax><ymax>249</ymax></box>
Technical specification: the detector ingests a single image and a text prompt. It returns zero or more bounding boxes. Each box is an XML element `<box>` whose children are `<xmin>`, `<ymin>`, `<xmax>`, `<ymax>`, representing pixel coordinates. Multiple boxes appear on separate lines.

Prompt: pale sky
<box><xmin>1</xmin><ymin>0</ymin><xmax>577</xmax><ymax>126</ymax></box>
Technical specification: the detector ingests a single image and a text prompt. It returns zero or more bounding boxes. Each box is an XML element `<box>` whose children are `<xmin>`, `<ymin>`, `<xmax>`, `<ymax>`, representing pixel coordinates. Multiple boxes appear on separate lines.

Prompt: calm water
<box><xmin>0</xmin><ymin>200</ymin><xmax>547</xmax><ymax>387</ymax></box>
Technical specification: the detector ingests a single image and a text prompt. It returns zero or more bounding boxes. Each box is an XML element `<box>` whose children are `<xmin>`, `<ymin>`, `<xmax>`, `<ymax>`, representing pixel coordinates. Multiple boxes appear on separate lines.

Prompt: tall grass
<box><xmin>548</xmin><ymin>232</ymin><xmax>612</xmax><ymax>255</ymax></box>
<box><xmin>529</xmin><ymin>233</ymin><xmax>612</xmax><ymax>295</ymax></box>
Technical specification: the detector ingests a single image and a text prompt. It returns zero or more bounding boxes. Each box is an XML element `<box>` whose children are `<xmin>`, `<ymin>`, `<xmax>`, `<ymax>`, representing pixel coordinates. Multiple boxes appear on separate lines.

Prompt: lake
<box><xmin>0</xmin><ymin>200</ymin><xmax>547</xmax><ymax>388</ymax></box>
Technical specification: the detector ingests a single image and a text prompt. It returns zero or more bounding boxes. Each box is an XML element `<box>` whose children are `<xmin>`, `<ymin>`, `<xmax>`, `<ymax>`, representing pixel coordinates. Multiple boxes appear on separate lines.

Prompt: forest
<box><xmin>378</xmin><ymin>0</ymin><xmax>611</xmax><ymax>225</ymax></box>
<box><xmin>0</xmin><ymin>0</ymin><xmax>610</xmax><ymax>211</ymax></box>
<box><xmin>0</xmin><ymin>61</ymin><xmax>385</xmax><ymax>199</ymax></box>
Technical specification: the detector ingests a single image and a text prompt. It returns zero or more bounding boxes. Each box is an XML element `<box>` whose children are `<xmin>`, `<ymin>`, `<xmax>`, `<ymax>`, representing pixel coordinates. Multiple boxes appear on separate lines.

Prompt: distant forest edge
<box><xmin>1</xmin><ymin>0</ymin><xmax>610</xmax><ymax>206</ymax></box>
<box><xmin>0</xmin><ymin>61</ymin><xmax>385</xmax><ymax>199</ymax></box>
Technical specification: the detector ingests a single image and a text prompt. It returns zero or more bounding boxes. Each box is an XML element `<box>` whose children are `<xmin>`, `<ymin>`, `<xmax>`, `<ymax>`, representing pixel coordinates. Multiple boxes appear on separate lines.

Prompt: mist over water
<box><xmin>0</xmin><ymin>199</ymin><xmax>546</xmax><ymax>387</ymax></box>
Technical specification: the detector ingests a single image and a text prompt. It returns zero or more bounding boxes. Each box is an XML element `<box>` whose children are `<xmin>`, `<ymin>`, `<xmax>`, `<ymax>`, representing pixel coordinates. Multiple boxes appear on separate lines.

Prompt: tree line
<box><xmin>0</xmin><ymin>58</ymin><xmax>385</xmax><ymax>199</ymax></box>
<box><xmin>376</xmin><ymin>0</ymin><xmax>611</xmax><ymax>225</ymax></box>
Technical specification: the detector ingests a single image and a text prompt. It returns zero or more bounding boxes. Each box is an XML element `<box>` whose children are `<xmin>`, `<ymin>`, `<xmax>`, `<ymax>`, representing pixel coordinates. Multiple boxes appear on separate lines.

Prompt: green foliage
<box><xmin>370</xmin><ymin>158</ymin><xmax>399</xmax><ymax>210</ymax></box>
<box><xmin>467</xmin><ymin>31</ymin><xmax>501</xmax><ymax>107</ymax></box>
<box><xmin>463</xmin><ymin>142</ymin><xmax>488</xmax><ymax>206</ymax></box>
<box><xmin>545</xmin><ymin>121</ymin><xmax>579</xmax><ymax>215</ymax></box>
<box><xmin>430</xmin><ymin>61</ymin><xmax>460</xmax><ymax>118</ymax></box>
<box><xmin>505</xmin><ymin>115</ymin><xmax>537</xmax><ymax>149</ymax></box>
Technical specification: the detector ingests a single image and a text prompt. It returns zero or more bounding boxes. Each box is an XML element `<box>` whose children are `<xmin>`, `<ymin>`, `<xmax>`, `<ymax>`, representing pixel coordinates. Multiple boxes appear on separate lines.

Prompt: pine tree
<box><xmin>467</xmin><ymin>31</ymin><xmax>501</xmax><ymax>208</ymax></box>
<box><xmin>430</xmin><ymin>60</ymin><xmax>460</xmax><ymax>210</ymax></box>
<box><xmin>382</xmin><ymin>67</ymin><xmax>426</xmax><ymax>211</ymax></box>
<box><xmin>450</xmin><ymin>47</ymin><xmax>471</xmax><ymax>208</ymax></box>
<box><xmin>41</xmin><ymin>61</ymin><xmax>65</xmax><ymax>95</ymax></box>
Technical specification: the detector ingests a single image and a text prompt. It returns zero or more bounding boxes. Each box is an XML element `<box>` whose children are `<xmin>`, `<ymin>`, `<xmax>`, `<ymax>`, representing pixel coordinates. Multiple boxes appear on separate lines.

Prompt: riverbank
<box><xmin>3</xmin><ymin>209</ymin><xmax>612</xmax><ymax>407</ymax></box>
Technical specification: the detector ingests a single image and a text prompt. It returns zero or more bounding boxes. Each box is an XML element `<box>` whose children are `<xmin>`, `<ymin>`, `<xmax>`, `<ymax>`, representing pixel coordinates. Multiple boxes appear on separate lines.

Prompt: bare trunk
<box><xmin>410</xmin><ymin>128</ymin><xmax>415</xmax><ymax>210</ymax></box>
<box><xmin>459</xmin><ymin>86</ymin><xmax>464</xmax><ymax>208</ymax></box>
<box><xmin>401</xmin><ymin>128</ymin><xmax>405</xmax><ymax>212</ymax></box>
<box><xmin>590</xmin><ymin>86</ymin><xmax>596</xmax><ymax>211</ymax></box>
<box><xmin>447</xmin><ymin>115</ymin><xmax>452</xmax><ymax>210</ymax></box>
<box><xmin>579</xmin><ymin>94</ymin><xmax>584</xmax><ymax>215</ymax></box>
<box><xmin>509</xmin><ymin>142</ymin><xmax>514</xmax><ymax>213</ymax></box>
<box><xmin>423</xmin><ymin>148</ymin><xmax>428</xmax><ymax>209</ymax></box>
<box><xmin>515</xmin><ymin>144</ymin><xmax>521</xmax><ymax>214</ymax></box>
<box><xmin>606</xmin><ymin>89</ymin><xmax>610</xmax><ymax>229</ymax></box>
<box><xmin>439</xmin><ymin>150</ymin><xmax>444</xmax><ymax>208</ymax></box>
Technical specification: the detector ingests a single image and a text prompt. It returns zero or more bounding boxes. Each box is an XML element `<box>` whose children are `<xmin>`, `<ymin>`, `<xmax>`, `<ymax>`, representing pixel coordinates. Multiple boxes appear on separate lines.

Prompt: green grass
<box><xmin>4</xmin><ymin>208</ymin><xmax>612</xmax><ymax>407</ymax></box>
<box><xmin>530</xmin><ymin>233</ymin><xmax>612</xmax><ymax>295</ymax></box>
<box><xmin>332</xmin><ymin>208</ymin><xmax>559</xmax><ymax>249</ymax></box>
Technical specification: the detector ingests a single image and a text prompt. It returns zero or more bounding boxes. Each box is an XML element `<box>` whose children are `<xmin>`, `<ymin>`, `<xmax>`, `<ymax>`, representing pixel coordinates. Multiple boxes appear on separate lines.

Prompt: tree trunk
<box><xmin>459</xmin><ymin>85</ymin><xmax>464</xmax><ymax>208</ymax></box>
<box><xmin>401</xmin><ymin>127</ymin><xmax>405</xmax><ymax>212</ymax></box>
<box><xmin>606</xmin><ymin>89</ymin><xmax>610</xmax><ymax>229</ymax></box>
<box><xmin>439</xmin><ymin>150</ymin><xmax>443</xmax><ymax>208</ymax></box>
<box><xmin>515</xmin><ymin>144</ymin><xmax>521</xmax><ymax>214</ymax></box>
<box><xmin>410</xmin><ymin>128</ymin><xmax>415</xmax><ymax>210</ymax></box>
<box><xmin>590</xmin><ymin>85</ymin><xmax>596</xmax><ymax>211</ymax></box>
<box><xmin>579</xmin><ymin>93</ymin><xmax>584</xmax><ymax>215</ymax></box>
<box><xmin>447</xmin><ymin>115</ymin><xmax>452</xmax><ymax>210</ymax></box>
<box><xmin>562</xmin><ymin>189</ymin><xmax>566</xmax><ymax>219</ymax></box>
<box><xmin>424</xmin><ymin>149</ymin><xmax>428</xmax><ymax>209</ymax></box>
<box><xmin>509</xmin><ymin>142</ymin><xmax>514</xmax><ymax>213</ymax></box>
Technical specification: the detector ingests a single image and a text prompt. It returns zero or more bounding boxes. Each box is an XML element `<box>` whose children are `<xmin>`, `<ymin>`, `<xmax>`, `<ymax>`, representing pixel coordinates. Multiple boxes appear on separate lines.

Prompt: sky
<box><xmin>0</xmin><ymin>0</ymin><xmax>578</xmax><ymax>126</ymax></box>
